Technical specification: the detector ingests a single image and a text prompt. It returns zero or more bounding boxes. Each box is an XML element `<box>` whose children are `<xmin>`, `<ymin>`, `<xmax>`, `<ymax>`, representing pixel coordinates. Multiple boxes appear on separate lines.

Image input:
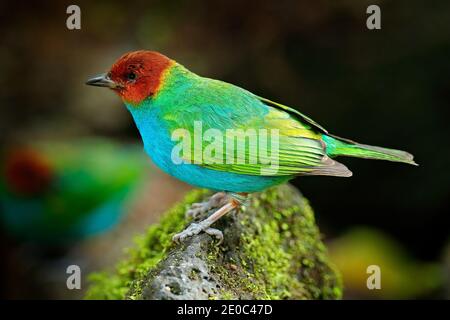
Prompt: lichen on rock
<box><xmin>85</xmin><ymin>184</ymin><xmax>342</xmax><ymax>300</ymax></box>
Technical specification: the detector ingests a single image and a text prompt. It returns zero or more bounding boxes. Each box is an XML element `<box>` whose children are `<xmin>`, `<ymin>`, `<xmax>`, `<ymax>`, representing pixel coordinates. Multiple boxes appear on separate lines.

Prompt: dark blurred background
<box><xmin>0</xmin><ymin>0</ymin><xmax>449</xmax><ymax>299</ymax></box>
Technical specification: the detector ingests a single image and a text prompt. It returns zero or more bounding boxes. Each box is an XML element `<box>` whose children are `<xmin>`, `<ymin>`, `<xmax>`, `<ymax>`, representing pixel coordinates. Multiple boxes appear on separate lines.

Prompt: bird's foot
<box><xmin>174</xmin><ymin>199</ymin><xmax>241</xmax><ymax>245</ymax></box>
<box><xmin>185</xmin><ymin>192</ymin><xmax>228</xmax><ymax>219</ymax></box>
<box><xmin>172</xmin><ymin>220</ymin><xmax>223</xmax><ymax>244</ymax></box>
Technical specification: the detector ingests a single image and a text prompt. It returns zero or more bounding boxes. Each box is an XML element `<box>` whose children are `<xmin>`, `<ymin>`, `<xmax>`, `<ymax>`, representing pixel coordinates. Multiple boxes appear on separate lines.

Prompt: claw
<box><xmin>185</xmin><ymin>192</ymin><xmax>228</xmax><ymax>219</ymax></box>
<box><xmin>185</xmin><ymin>203</ymin><xmax>208</xmax><ymax>219</ymax></box>
<box><xmin>174</xmin><ymin>194</ymin><xmax>243</xmax><ymax>245</ymax></box>
<box><xmin>205</xmin><ymin>227</ymin><xmax>224</xmax><ymax>245</ymax></box>
<box><xmin>172</xmin><ymin>222</ymin><xmax>206</xmax><ymax>243</ymax></box>
<box><xmin>172</xmin><ymin>223</ymin><xmax>223</xmax><ymax>244</ymax></box>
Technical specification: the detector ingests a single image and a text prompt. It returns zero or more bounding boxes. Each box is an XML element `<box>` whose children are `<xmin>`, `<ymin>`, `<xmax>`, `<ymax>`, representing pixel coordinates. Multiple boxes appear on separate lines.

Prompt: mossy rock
<box><xmin>85</xmin><ymin>184</ymin><xmax>342</xmax><ymax>300</ymax></box>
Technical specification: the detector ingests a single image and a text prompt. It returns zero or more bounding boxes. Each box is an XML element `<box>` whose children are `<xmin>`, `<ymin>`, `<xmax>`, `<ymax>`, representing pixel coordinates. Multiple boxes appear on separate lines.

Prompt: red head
<box><xmin>87</xmin><ymin>51</ymin><xmax>174</xmax><ymax>105</ymax></box>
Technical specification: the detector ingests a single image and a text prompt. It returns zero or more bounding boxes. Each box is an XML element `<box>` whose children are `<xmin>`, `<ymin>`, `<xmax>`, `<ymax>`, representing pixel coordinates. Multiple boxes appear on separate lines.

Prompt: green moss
<box><xmin>206</xmin><ymin>185</ymin><xmax>342</xmax><ymax>300</ymax></box>
<box><xmin>85</xmin><ymin>188</ymin><xmax>210</xmax><ymax>299</ymax></box>
<box><xmin>85</xmin><ymin>184</ymin><xmax>342</xmax><ymax>300</ymax></box>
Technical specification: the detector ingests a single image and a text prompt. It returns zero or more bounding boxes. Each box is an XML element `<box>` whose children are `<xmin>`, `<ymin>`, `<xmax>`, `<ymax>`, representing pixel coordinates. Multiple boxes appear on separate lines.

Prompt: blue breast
<box><xmin>126</xmin><ymin>102</ymin><xmax>289</xmax><ymax>193</ymax></box>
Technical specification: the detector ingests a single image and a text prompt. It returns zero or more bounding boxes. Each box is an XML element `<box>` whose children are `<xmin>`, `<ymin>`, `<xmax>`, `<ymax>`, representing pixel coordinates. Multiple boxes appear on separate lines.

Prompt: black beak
<box><xmin>86</xmin><ymin>73</ymin><xmax>120</xmax><ymax>89</ymax></box>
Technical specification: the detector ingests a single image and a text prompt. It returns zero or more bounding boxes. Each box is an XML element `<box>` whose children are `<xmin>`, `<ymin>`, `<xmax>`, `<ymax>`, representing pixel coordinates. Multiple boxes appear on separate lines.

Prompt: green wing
<box><xmin>191</xmin><ymin>106</ymin><xmax>350</xmax><ymax>177</ymax></box>
<box><xmin>164</xmin><ymin>79</ymin><xmax>351</xmax><ymax>177</ymax></box>
<box><xmin>257</xmin><ymin>96</ymin><xmax>329</xmax><ymax>134</ymax></box>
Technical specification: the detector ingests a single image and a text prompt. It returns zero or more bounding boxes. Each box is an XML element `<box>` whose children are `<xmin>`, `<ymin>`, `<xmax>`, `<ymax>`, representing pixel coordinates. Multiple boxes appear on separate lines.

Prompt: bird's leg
<box><xmin>185</xmin><ymin>191</ymin><xmax>228</xmax><ymax>219</ymax></box>
<box><xmin>173</xmin><ymin>201</ymin><xmax>237</xmax><ymax>244</ymax></box>
<box><xmin>173</xmin><ymin>193</ymin><xmax>248</xmax><ymax>244</ymax></box>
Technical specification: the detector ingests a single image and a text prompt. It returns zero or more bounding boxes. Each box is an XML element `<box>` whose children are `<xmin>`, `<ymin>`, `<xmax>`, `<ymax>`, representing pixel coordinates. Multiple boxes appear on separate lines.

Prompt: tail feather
<box><xmin>323</xmin><ymin>134</ymin><xmax>418</xmax><ymax>166</ymax></box>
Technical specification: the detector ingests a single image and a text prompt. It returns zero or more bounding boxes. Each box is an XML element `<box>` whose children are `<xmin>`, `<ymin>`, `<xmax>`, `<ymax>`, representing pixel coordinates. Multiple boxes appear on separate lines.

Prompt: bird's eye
<box><xmin>127</xmin><ymin>72</ymin><xmax>136</xmax><ymax>80</ymax></box>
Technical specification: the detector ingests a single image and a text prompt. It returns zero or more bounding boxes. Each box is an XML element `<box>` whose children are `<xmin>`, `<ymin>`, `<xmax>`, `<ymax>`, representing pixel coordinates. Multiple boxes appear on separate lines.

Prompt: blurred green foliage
<box><xmin>329</xmin><ymin>227</ymin><xmax>442</xmax><ymax>299</ymax></box>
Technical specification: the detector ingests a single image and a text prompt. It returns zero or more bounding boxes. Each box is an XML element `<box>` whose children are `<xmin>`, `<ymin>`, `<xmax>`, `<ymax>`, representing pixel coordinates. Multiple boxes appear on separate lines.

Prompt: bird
<box><xmin>0</xmin><ymin>138</ymin><xmax>149</xmax><ymax>244</ymax></box>
<box><xmin>86</xmin><ymin>50</ymin><xmax>416</xmax><ymax>244</ymax></box>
